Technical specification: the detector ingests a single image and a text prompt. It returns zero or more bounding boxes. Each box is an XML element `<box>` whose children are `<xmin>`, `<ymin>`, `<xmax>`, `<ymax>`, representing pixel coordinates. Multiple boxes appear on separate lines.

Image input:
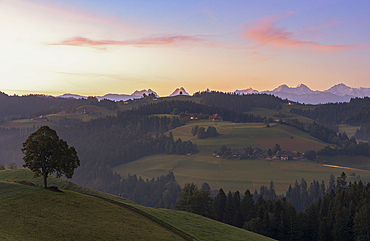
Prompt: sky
<box><xmin>1</xmin><ymin>0</ymin><xmax>370</xmax><ymax>97</ymax></box>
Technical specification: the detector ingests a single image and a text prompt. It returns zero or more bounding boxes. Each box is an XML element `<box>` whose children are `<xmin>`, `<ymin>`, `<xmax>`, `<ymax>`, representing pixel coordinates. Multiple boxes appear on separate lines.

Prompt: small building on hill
<box><xmin>209</xmin><ymin>114</ymin><xmax>223</xmax><ymax>121</ymax></box>
<box><xmin>252</xmin><ymin>148</ymin><xmax>263</xmax><ymax>157</ymax></box>
<box><xmin>275</xmin><ymin>150</ymin><xmax>293</xmax><ymax>160</ymax></box>
<box><xmin>232</xmin><ymin>149</ymin><xmax>246</xmax><ymax>157</ymax></box>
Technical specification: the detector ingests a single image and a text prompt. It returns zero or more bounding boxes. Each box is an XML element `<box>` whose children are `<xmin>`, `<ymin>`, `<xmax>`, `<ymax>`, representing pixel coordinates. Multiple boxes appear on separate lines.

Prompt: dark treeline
<box><xmin>193</xmin><ymin>91</ymin><xmax>286</xmax><ymax>112</ymax></box>
<box><xmin>290</xmin><ymin>97</ymin><xmax>370</xmax><ymax>128</ymax></box>
<box><xmin>176</xmin><ymin>173</ymin><xmax>370</xmax><ymax>240</ymax></box>
<box><xmin>120</xmin><ymin>172</ymin><xmax>181</xmax><ymax>208</ymax></box>
<box><xmin>0</xmin><ymin>92</ymin><xmax>96</xmax><ymax>121</ymax></box>
<box><xmin>132</xmin><ymin>100</ymin><xmax>265</xmax><ymax>123</ymax></box>
<box><xmin>73</xmin><ymin>165</ymin><xmax>180</xmax><ymax>208</ymax></box>
<box><xmin>122</xmin><ymin>172</ymin><xmax>181</xmax><ymax>208</ymax></box>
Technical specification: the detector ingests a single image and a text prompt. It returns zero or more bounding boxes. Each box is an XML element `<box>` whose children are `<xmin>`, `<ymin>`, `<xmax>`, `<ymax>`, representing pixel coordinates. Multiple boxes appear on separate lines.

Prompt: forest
<box><xmin>290</xmin><ymin>97</ymin><xmax>370</xmax><ymax>128</ymax></box>
<box><xmin>176</xmin><ymin>172</ymin><xmax>370</xmax><ymax>241</ymax></box>
<box><xmin>193</xmin><ymin>91</ymin><xmax>286</xmax><ymax>111</ymax></box>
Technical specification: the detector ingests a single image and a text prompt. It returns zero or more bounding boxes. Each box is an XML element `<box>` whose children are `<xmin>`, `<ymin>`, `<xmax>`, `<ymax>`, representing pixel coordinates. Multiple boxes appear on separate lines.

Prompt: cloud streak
<box><xmin>49</xmin><ymin>35</ymin><xmax>205</xmax><ymax>48</ymax></box>
<box><xmin>241</xmin><ymin>12</ymin><xmax>354</xmax><ymax>54</ymax></box>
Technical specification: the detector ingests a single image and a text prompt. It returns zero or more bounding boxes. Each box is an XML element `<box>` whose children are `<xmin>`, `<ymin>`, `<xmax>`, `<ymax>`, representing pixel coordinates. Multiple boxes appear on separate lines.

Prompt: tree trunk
<box><xmin>42</xmin><ymin>172</ymin><xmax>48</xmax><ymax>188</ymax></box>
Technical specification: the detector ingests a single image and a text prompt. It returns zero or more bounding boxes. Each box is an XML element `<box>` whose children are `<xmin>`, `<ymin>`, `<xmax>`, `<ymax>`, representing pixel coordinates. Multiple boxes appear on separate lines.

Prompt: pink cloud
<box><xmin>241</xmin><ymin>12</ymin><xmax>354</xmax><ymax>54</ymax></box>
<box><xmin>50</xmin><ymin>35</ymin><xmax>204</xmax><ymax>48</ymax></box>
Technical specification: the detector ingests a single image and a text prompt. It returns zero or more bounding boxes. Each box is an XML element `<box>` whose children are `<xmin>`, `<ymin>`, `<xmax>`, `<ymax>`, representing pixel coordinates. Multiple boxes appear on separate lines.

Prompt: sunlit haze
<box><xmin>1</xmin><ymin>0</ymin><xmax>370</xmax><ymax>97</ymax></box>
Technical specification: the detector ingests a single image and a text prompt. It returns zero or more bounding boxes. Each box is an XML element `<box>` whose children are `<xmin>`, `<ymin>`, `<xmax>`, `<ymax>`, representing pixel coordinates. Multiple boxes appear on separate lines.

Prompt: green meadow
<box><xmin>113</xmin><ymin>121</ymin><xmax>370</xmax><ymax>193</ymax></box>
<box><xmin>338</xmin><ymin>124</ymin><xmax>361</xmax><ymax>139</ymax></box>
<box><xmin>0</xmin><ymin>169</ymin><xmax>274</xmax><ymax>241</ymax></box>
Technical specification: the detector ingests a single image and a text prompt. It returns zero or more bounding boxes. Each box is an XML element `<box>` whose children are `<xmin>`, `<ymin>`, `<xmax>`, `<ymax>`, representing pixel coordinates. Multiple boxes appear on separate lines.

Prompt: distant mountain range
<box><xmin>235</xmin><ymin>83</ymin><xmax>370</xmax><ymax>104</ymax></box>
<box><xmin>56</xmin><ymin>83</ymin><xmax>370</xmax><ymax>104</ymax></box>
<box><xmin>58</xmin><ymin>89</ymin><xmax>159</xmax><ymax>102</ymax></box>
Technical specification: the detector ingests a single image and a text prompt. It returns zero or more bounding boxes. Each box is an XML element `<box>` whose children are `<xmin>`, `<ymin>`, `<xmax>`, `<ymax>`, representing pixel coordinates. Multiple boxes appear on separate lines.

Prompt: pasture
<box><xmin>168</xmin><ymin>121</ymin><xmax>327</xmax><ymax>152</ymax></box>
<box><xmin>113</xmin><ymin>153</ymin><xmax>370</xmax><ymax>194</ymax></box>
<box><xmin>113</xmin><ymin>121</ymin><xmax>369</xmax><ymax>193</ymax></box>
<box><xmin>0</xmin><ymin>181</ymin><xmax>184</xmax><ymax>241</ymax></box>
<box><xmin>0</xmin><ymin>169</ymin><xmax>273</xmax><ymax>241</ymax></box>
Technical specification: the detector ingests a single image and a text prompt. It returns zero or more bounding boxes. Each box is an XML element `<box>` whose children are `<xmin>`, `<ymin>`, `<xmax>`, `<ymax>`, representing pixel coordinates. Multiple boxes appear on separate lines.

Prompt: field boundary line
<box><xmin>321</xmin><ymin>164</ymin><xmax>370</xmax><ymax>173</ymax></box>
<box><xmin>87</xmin><ymin>194</ymin><xmax>196</xmax><ymax>241</ymax></box>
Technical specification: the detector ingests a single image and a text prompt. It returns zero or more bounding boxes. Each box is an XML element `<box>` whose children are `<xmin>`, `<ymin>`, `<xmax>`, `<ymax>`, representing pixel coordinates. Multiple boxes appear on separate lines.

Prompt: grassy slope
<box><xmin>338</xmin><ymin>124</ymin><xmax>361</xmax><ymax>139</ymax></box>
<box><xmin>0</xmin><ymin>181</ymin><xmax>184</xmax><ymax>241</ymax></box>
<box><xmin>113</xmin><ymin>121</ymin><xmax>370</xmax><ymax>193</ymax></box>
<box><xmin>0</xmin><ymin>169</ymin><xmax>274</xmax><ymax>241</ymax></box>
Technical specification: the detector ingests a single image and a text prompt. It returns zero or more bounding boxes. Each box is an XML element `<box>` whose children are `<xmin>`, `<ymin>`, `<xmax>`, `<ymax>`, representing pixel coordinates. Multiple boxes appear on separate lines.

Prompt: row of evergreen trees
<box><xmin>290</xmin><ymin>97</ymin><xmax>370</xmax><ymax>127</ymax></box>
<box><xmin>193</xmin><ymin>91</ymin><xmax>286</xmax><ymax>111</ymax></box>
<box><xmin>176</xmin><ymin>173</ymin><xmax>370</xmax><ymax>240</ymax></box>
<box><xmin>119</xmin><ymin>172</ymin><xmax>181</xmax><ymax>208</ymax></box>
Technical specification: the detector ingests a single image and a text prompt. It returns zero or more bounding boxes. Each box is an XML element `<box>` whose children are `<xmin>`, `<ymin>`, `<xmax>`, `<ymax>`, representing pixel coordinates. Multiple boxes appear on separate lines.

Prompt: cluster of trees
<box><xmin>132</xmin><ymin>100</ymin><xmax>265</xmax><ymax>123</ymax></box>
<box><xmin>118</xmin><ymin>172</ymin><xmax>181</xmax><ymax>208</ymax></box>
<box><xmin>267</xmin><ymin>144</ymin><xmax>282</xmax><ymax>156</ymax></box>
<box><xmin>317</xmin><ymin>143</ymin><xmax>370</xmax><ymax>157</ymax></box>
<box><xmin>176</xmin><ymin>173</ymin><xmax>370</xmax><ymax>240</ymax></box>
<box><xmin>193</xmin><ymin>91</ymin><xmax>287</xmax><ymax>111</ymax></box>
<box><xmin>214</xmin><ymin>145</ymin><xmax>261</xmax><ymax>159</ymax></box>
<box><xmin>355</xmin><ymin>125</ymin><xmax>370</xmax><ymax>142</ymax></box>
<box><xmin>191</xmin><ymin>125</ymin><xmax>218</xmax><ymax>139</ymax></box>
<box><xmin>290</xmin><ymin>97</ymin><xmax>370</xmax><ymax>127</ymax></box>
<box><xmin>0</xmin><ymin>162</ymin><xmax>17</xmax><ymax>170</ymax></box>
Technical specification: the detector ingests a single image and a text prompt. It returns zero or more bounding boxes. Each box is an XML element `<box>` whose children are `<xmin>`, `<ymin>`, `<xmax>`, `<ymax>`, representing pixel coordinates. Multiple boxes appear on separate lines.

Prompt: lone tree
<box><xmin>22</xmin><ymin>126</ymin><xmax>80</xmax><ymax>188</ymax></box>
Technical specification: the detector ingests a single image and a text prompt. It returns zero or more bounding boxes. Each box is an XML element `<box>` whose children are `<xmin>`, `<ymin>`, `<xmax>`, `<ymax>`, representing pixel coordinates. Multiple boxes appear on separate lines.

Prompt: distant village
<box><xmin>213</xmin><ymin>147</ymin><xmax>307</xmax><ymax>161</ymax></box>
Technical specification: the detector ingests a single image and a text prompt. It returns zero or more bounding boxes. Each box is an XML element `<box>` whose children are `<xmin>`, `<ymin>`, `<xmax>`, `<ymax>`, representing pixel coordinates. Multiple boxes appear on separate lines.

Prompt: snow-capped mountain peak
<box><xmin>271</xmin><ymin>84</ymin><xmax>313</xmax><ymax>95</ymax></box>
<box><xmin>131</xmin><ymin>89</ymin><xmax>158</xmax><ymax>97</ymax></box>
<box><xmin>234</xmin><ymin>88</ymin><xmax>259</xmax><ymax>95</ymax></box>
<box><xmin>325</xmin><ymin>83</ymin><xmax>356</xmax><ymax>96</ymax></box>
<box><xmin>273</xmin><ymin>84</ymin><xmax>290</xmax><ymax>92</ymax></box>
<box><xmin>170</xmin><ymin>87</ymin><xmax>190</xmax><ymax>96</ymax></box>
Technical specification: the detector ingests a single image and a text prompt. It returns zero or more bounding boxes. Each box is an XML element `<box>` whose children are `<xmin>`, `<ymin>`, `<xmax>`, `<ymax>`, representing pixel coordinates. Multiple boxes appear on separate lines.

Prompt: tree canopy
<box><xmin>22</xmin><ymin>126</ymin><xmax>80</xmax><ymax>188</ymax></box>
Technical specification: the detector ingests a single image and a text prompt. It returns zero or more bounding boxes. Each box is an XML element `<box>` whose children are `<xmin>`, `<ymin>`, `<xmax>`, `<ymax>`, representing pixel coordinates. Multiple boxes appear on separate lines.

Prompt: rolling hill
<box><xmin>113</xmin><ymin>120</ymin><xmax>370</xmax><ymax>193</ymax></box>
<box><xmin>0</xmin><ymin>169</ymin><xmax>274</xmax><ymax>241</ymax></box>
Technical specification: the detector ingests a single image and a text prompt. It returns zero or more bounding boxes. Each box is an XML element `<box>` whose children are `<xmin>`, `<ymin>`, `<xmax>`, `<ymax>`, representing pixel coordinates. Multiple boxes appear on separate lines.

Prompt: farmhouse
<box><xmin>209</xmin><ymin>114</ymin><xmax>223</xmax><ymax>121</ymax></box>
<box><xmin>232</xmin><ymin>149</ymin><xmax>246</xmax><ymax>157</ymax></box>
<box><xmin>275</xmin><ymin>150</ymin><xmax>293</xmax><ymax>160</ymax></box>
<box><xmin>252</xmin><ymin>148</ymin><xmax>263</xmax><ymax>157</ymax></box>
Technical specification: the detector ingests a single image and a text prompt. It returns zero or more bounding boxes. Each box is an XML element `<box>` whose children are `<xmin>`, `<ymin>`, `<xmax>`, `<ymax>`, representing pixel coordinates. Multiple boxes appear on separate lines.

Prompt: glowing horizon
<box><xmin>1</xmin><ymin>0</ymin><xmax>370</xmax><ymax>97</ymax></box>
